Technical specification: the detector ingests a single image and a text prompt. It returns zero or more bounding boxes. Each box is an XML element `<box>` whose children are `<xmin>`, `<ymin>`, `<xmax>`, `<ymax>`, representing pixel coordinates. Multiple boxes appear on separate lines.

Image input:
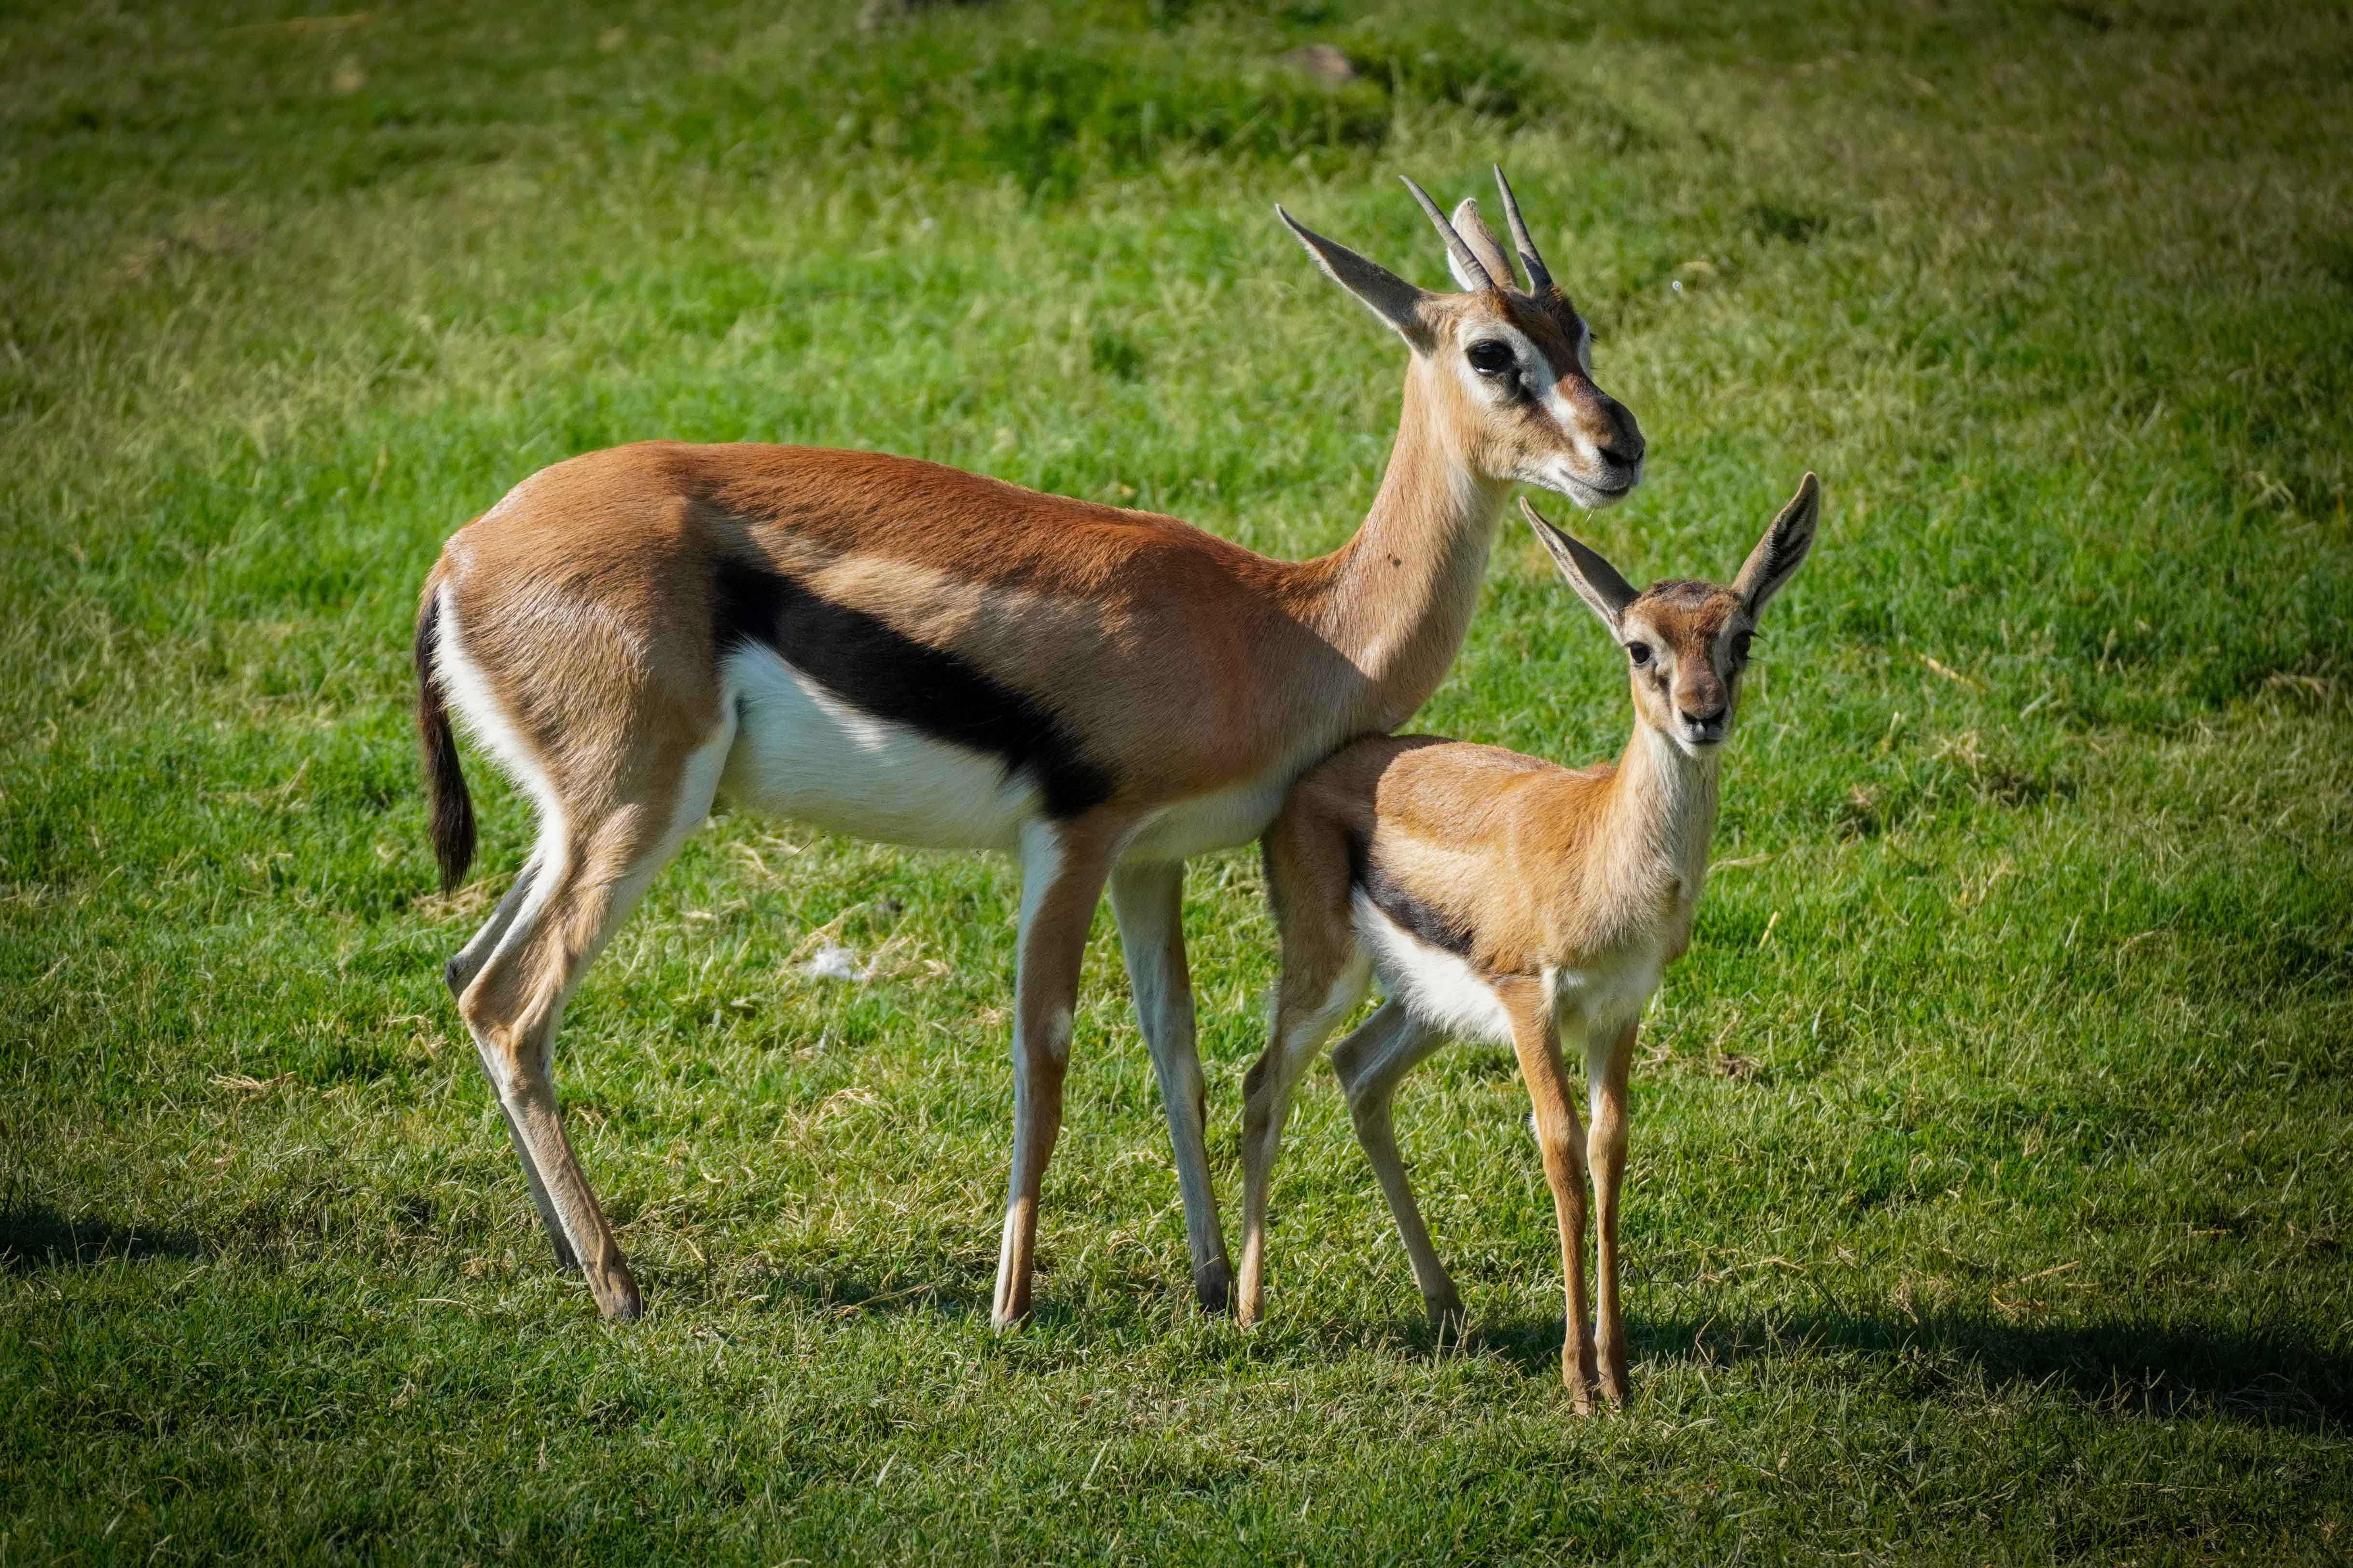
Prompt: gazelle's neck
<box><xmin>1603</xmin><ymin>722</ymin><xmax>1722</xmax><ymax>900</ymax></box>
<box><xmin>1301</xmin><ymin>368</ymin><xmax>1511</xmax><ymax>728</ymax></box>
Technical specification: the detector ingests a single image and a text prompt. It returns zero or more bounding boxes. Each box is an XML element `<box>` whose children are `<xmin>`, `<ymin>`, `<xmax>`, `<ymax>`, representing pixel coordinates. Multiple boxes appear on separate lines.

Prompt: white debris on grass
<box><xmin>802</xmin><ymin>942</ymin><xmax>872</xmax><ymax>983</ymax></box>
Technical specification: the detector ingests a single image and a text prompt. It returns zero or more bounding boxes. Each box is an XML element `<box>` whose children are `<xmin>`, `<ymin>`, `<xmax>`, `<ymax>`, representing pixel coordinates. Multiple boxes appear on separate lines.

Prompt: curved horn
<box><xmin>1491</xmin><ymin>165</ymin><xmax>1553</xmax><ymax>295</ymax></box>
<box><xmin>1400</xmin><ymin>175</ymin><xmax>1496</xmax><ymax>291</ymax></box>
<box><xmin>1450</xmin><ymin>197</ymin><xmax>1516</xmax><ymax>293</ymax></box>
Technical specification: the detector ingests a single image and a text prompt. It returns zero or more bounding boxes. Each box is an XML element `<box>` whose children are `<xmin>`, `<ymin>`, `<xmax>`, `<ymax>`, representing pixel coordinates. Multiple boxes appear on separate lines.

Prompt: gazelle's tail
<box><xmin>414</xmin><ymin>586</ymin><xmax>476</xmax><ymax>894</ymax></box>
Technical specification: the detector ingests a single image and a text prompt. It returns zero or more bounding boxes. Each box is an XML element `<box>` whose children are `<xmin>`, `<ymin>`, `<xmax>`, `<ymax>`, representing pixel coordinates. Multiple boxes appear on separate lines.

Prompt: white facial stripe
<box><xmin>1457</xmin><ymin>321</ymin><xmax>1552</xmax><ymax>401</ymax></box>
<box><xmin>1456</xmin><ymin>309</ymin><xmax>1636</xmax><ymax>510</ymax></box>
<box><xmin>1619</xmin><ymin>613</ymin><xmax>1669</xmax><ymax>665</ymax></box>
<box><xmin>1458</xmin><ymin>319</ymin><xmax>1599</xmax><ymax>468</ymax></box>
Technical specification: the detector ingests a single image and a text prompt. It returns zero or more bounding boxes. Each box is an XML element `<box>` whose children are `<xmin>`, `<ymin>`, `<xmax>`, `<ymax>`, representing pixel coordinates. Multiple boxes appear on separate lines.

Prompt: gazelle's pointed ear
<box><xmin>1521</xmin><ymin>498</ymin><xmax>1638</xmax><ymax>633</ymax></box>
<box><xmin>1732</xmin><ymin>472</ymin><xmax>1821</xmax><ymax>616</ymax></box>
<box><xmin>1275</xmin><ymin>205</ymin><xmax>1433</xmax><ymax>348</ymax></box>
<box><xmin>1449</xmin><ymin>198</ymin><xmax>1514</xmax><ymax>293</ymax></box>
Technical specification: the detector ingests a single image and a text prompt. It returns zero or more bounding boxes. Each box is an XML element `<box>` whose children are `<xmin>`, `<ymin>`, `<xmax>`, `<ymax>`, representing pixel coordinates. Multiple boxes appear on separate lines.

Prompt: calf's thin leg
<box><xmin>1329</xmin><ymin>1002</ymin><xmax>1457</xmax><ymax>1328</ymax></box>
<box><xmin>1235</xmin><ymin>946</ymin><xmax>1370</xmax><ymax>1326</ymax></box>
<box><xmin>1505</xmin><ymin>990</ymin><xmax>1599</xmax><ymax>1410</ymax></box>
<box><xmin>1586</xmin><ymin>1017</ymin><xmax>1636</xmax><ymax>1407</ymax></box>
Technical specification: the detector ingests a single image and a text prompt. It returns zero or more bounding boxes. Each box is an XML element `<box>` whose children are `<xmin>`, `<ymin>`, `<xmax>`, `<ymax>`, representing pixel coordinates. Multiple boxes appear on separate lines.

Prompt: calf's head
<box><xmin>1523</xmin><ymin>473</ymin><xmax>1820</xmax><ymax>756</ymax></box>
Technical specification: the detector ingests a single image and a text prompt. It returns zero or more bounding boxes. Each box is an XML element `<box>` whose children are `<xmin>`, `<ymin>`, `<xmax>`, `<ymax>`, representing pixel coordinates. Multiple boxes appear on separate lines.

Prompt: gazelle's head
<box><xmin>1524</xmin><ymin>474</ymin><xmax>1820</xmax><ymax>758</ymax></box>
<box><xmin>1278</xmin><ymin>169</ymin><xmax>1646</xmax><ymax>509</ymax></box>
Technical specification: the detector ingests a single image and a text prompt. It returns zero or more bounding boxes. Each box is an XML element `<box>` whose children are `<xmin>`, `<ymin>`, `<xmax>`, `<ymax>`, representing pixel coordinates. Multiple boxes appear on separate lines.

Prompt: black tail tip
<box><xmin>415</xmin><ymin>594</ymin><xmax>478</xmax><ymax>896</ymax></box>
<box><xmin>430</xmin><ymin>787</ymin><xmax>477</xmax><ymax>895</ymax></box>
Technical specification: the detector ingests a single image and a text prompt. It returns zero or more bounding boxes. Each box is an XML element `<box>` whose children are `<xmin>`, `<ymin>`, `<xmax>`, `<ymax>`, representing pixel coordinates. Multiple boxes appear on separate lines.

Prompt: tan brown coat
<box><xmin>1237</xmin><ymin>476</ymin><xmax>1820</xmax><ymax>1412</ymax></box>
<box><xmin>415</xmin><ymin>174</ymin><xmax>1647</xmax><ymax>1329</ymax></box>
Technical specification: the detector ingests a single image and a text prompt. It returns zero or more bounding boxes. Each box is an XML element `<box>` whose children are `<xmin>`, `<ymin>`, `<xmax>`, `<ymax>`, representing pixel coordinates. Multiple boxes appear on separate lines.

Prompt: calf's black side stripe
<box><xmin>1345</xmin><ymin>830</ymin><xmax>1477</xmax><ymax>957</ymax></box>
<box><xmin>714</xmin><ymin>561</ymin><xmax>1114</xmax><ymax>819</ymax></box>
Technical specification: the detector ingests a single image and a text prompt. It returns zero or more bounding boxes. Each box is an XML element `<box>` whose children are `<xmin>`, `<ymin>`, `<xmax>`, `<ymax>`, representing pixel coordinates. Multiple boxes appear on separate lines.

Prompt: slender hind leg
<box><xmin>1109</xmin><ymin>859</ymin><xmax>1232</xmax><ymax>1312</ymax></box>
<box><xmin>1237</xmin><ymin>802</ymin><xmax>1369</xmax><ymax>1326</ymax></box>
<box><xmin>1235</xmin><ymin>948</ymin><xmax>1370</xmax><ymax>1326</ymax></box>
<box><xmin>440</xmin><ymin>854</ymin><xmax>579</xmax><ymax>1268</ymax></box>
<box><xmin>1330</xmin><ymin>1002</ymin><xmax>1457</xmax><ymax>1328</ymax></box>
<box><xmin>445</xmin><ymin>851</ymin><xmax>541</xmax><ymax>998</ymax></box>
<box><xmin>458</xmin><ymin>723</ymin><xmax>731</xmax><ymax>1320</ymax></box>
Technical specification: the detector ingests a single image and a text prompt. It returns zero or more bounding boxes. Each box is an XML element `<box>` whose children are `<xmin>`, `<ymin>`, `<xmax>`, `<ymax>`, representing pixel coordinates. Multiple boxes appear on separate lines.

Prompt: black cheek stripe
<box><xmin>714</xmin><ymin>561</ymin><xmax>1115</xmax><ymax>820</ymax></box>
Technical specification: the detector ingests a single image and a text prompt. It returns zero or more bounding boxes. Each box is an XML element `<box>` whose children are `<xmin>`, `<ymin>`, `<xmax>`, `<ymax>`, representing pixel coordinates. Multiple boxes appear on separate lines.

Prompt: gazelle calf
<box><xmin>415</xmin><ymin>171</ymin><xmax>1645</xmax><ymax>1327</ymax></box>
<box><xmin>1237</xmin><ymin>475</ymin><xmax>1819</xmax><ymax>1409</ymax></box>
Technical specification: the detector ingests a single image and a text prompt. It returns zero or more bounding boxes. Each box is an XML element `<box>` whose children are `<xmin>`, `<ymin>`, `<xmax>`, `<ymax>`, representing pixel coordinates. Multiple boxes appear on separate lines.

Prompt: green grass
<box><xmin>4</xmin><ymin>0</ymin><xmax>2351</xmax><ymax>1560</ymax></box>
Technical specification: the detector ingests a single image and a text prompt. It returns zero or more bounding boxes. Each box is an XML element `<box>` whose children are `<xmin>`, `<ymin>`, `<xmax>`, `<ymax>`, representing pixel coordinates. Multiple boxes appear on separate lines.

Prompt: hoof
<box><xmin>1194</xmin><ymin>1261</ymin><xmax>1235</xmax><ymax>1316</ymax></box>
<box><xmin>1564</xmin><ymin>1349</ymin><xmax>1602</xmax><ymax>1411</ymax></box>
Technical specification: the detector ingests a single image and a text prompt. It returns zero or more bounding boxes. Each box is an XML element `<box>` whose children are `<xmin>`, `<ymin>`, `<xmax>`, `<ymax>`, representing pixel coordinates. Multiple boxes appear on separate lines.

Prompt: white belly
<box><xmin>717</xmin><ymin>643</ymin><xmax>1309</xmax><ymax>863</ymax></box>
<box><xmin>1121</xmin><ymin>774</ymin><xmax>1291</xmax><ymax>864</ymax></box>
<box><xmin>1355</xmin><ymin>893</ymin><xmax>1515</xmax><ymax>1045</ymax></box>
<box><xmin>1355</xmin><ymin>893</ymin><xmax>1667</xmax><ymax>1050</ymax></box>
<box><xmin>1549</xmin><ymin>959</ymin><xmax>1662</xmax><ymax>1038</ymax></box>
<box><xmin>718</xmin><ymin>645</ymin><xmax>1037</xmax><ymax>850</ymax></box>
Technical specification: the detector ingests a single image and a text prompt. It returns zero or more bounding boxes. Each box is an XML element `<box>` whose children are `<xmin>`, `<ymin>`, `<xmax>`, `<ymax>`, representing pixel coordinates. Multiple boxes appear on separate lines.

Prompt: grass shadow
<box><xmin>1462</xmin><ymin>1304</ymin><xmax>2351</xmax><ymax>1432</ymax></box>
<box><xmin>0</xmin><ymin>1200</ymin><xmax>204</xmax><ymax>1272</ymax></box>
<box><xmin>736</xmin><ymin>1265</ymin><xmax>992</xmax><ymax>1323</ymax></box>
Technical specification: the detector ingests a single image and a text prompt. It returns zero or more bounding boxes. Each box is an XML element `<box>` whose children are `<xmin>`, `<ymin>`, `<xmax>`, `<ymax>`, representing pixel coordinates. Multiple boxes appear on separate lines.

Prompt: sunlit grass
<box><xmin>3</xmin><ymin>0</ymin><xmax>2350</xmax><ymax>1561</ymax></box>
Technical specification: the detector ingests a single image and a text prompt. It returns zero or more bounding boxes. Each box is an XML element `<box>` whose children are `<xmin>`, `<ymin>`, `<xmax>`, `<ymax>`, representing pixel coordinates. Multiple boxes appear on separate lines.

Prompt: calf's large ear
<box><xmin>1522</xmin><ymin>498</ymin><xmax>1638</xmax><ymax>634</ymax></box>
<box><xmin>1732</xmin><ymin>472</ymin><xmax>1821</xmax><ymax>617</ymax></box>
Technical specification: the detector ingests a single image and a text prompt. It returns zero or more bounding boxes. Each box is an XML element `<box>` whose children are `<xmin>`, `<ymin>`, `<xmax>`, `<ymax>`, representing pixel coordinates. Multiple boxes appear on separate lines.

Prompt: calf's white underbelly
<box><xmin>1355</xmin><ymin>893</ymin><xmax>1515</xmax><ymax>1045</ymax></box>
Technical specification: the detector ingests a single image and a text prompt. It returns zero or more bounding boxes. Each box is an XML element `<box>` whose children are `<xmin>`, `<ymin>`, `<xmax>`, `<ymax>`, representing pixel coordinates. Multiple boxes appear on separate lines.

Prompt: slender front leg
<box><xmin>1586</xmin><ymin>1017</ymin><xmax>1636</xmax><ymax>1408</ymax></box>
<box><xmin>993</xmin><ymin>819</ymin><xmax>1117</xmax><ymax>1331</ymax></box>
<box><xmin>1329</xmin><ymin>1002</ymin><xmax>1457</xmax><ymax>1329</ymax></box>
<box><xmin>1108</xmin><ymin>859</ymin><xmax>1233</xmax><ymax>1313</ymax></box>
<box><xmin>1236</xmin><ymin>949</ymin><xmax>1370</xmax><ymax>1326</ymax></box>
<box><xmin>1505</xmin><ymin>991</ymin><xmax>1598</xmax><ymax>1410</ymax></box>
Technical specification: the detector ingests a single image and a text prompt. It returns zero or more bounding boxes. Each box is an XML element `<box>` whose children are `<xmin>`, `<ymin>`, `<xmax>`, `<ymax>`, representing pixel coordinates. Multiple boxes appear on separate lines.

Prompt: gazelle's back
<box><xmin>1282</xmin><ymin>733</ymin><xmax>1635</xmax><ymax>981</ymax></box>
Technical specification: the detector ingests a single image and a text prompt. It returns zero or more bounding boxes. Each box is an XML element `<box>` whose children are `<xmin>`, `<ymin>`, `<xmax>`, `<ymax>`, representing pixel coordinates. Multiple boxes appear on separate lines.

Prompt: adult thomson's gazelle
<box><xmin>414</xmin><ymin>170</ymin><xmax>1644</xmax><ymax>1327</ymax></box>
<box><xmin>1238</xmin><ymin>475</ymin><xmax>1820</xmax><ymax>1409</ymax></box>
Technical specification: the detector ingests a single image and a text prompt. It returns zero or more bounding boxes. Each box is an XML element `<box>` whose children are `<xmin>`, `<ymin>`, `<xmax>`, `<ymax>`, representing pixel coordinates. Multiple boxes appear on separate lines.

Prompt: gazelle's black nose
<box><xmin>1599</xmin><ymin>436</ymin><xmax>1645</xmax><ymax>468</ymax></box>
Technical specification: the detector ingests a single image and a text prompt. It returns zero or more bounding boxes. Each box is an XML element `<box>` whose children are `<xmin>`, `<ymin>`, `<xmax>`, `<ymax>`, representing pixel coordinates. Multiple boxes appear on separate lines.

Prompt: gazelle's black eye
<box><xmin>1466</xmin><ymin>340</ymin><xmax>1513</xmax><ymax>375</ymax></box>
<box><xmin>1626</xmin><ymin>642</ymin><xmax>1653</xmax><ymax>666</ymax></box>
<box><xmin>1731</xmin><ymin>632</ymin><xmax>1754</xmax><ymax>665</ymax></box>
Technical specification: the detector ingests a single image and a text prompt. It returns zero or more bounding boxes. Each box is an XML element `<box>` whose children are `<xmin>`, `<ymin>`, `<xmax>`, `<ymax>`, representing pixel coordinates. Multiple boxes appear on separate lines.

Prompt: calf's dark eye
<box><xmin>1466</xmin><ymin>340</ymin><xmax>1513</xmax><ymax>375</ymax></box>
<box><xmin>1731</xmin><ymin>632</ymin><xmax>1754</xmax><ymax>664</ymax></box>
<box><xmin>1626</xmin><ymin>642</ymin><xmax>1652</xmax><ymax>666</ymax></box>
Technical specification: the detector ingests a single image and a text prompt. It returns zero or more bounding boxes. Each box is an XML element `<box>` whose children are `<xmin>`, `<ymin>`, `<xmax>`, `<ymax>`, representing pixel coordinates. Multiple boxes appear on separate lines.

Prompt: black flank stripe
<box><xmin>714</xmin><ymin>561</ymin><xmax>1115</xmax><ymax>819</ymax></box>
<box><xmin>1346</xmin><ymin>829</ymin><xmax>1476</xmax><ymax>957</ymax></box>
